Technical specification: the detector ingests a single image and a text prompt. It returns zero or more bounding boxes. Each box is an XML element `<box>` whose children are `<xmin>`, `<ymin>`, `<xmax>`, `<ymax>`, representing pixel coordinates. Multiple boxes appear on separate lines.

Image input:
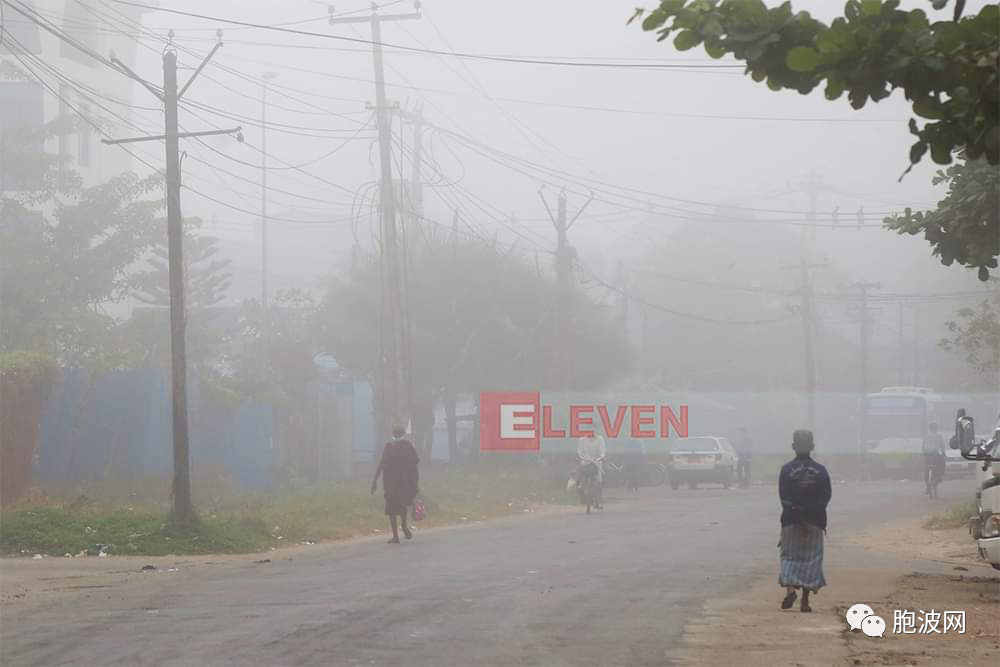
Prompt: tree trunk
<box><xmin>444</xmin><ymin>389</ymin><xmax>457</xmax><ymax>464</ymax></box>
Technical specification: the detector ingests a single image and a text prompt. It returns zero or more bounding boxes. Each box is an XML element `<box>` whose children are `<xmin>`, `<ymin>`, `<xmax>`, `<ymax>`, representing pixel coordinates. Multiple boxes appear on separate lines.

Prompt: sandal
<box><xmin>800</xmin><ymin>602</ymin><xmax>812</xmax><ymax>613</ymax></box>
<box><xmin>781</xmin><ymin>591</ymin><xmax>797</xmax><ymax>610</ymax></box>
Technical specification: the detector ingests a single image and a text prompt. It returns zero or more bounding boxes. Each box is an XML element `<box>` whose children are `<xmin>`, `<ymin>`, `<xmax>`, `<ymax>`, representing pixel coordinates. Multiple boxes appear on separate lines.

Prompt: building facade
<box><xmin>0</xmin><ymin>0</ymin><xmax>150</xmax><ymax>190</ymax></box>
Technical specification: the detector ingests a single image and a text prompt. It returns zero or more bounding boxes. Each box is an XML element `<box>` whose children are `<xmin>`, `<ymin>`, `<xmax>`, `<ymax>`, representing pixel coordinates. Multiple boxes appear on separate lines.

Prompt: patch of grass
<box><xmin>923</xmin><ymin>499</ymin><xmax>977</xmax><ymax>530</ymax></box>
<box><xmin>0</xmin><ymin>507</ymin><xmax>274</xmax><ymax>556</ymax></box>
<box><xmin>1</xmin><ymin>468</ymin><xmax>573</xmax><ymax>556</ymax></box>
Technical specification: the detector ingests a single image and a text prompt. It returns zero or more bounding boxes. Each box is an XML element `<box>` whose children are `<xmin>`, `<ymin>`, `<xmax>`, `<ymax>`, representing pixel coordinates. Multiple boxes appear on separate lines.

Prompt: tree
<box><xmin>886</xmin><ymin>157</ymin><xmax>998</xmax><ymax>280</ymax></box>
<box><xmin>940</xmin><ymin>291</ymin><xmax>1000</xmax><ymax>378</ymax></box>
<box><xmin>0</xmin><ymin>122</ymin><xmax>162</xmax><ymax>365</ymax></box>
<box><xmin>633</xmin><ymin>0</ymin><xmax>999</xmax><ymax>277</ymax></box>
<box><xmin>131</xmin><ymin>221</ymin><xmax>232</xmax><ymax>309</ymax></box>
<box><xmin>121</xmin><ymin>221</ymin><xmax>233</xmax><ymax>371</ymax></box>
<box><xmin>320</xmin><ymin>234</ymin><xmax>634</xmax><ymax>457</ymax></box>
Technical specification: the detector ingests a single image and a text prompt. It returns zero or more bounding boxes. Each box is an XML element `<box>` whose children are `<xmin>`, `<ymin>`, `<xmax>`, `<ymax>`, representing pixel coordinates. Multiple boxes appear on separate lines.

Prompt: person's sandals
<box><xmin>781</xmin><ymin>590</ymin><xmax>797</xmax><ymax>609</ymax></box>
<box><xmin>403</xmin><ymin>528</ymin><xmax>413</xmax><ymax>540</ymax></box>
<box><xmin>800</xmin><ymin>597</ymin><xmax>812</xmax><ymax>613</ymax></box>
<box><xmin>388</xmin><ymin>537</ymin><xmax>400</xmax><ymax>544</ymax></box>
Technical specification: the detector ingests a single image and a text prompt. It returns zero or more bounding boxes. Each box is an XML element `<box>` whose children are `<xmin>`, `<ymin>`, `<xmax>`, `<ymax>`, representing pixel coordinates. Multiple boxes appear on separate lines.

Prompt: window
<box><xmin>0</xmin><ymin>81</ymin><xmax>45</xmax><ymax>191</ymax></box>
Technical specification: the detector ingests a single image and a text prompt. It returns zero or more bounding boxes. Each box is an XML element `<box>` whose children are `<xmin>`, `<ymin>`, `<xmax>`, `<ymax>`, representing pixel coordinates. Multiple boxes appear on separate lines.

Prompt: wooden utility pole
<box><xmin>539</xmin><ymin>187</ymin><xmax>592</xmax><ymax>388</ymax></box>
<box><xmin>260</xmin><ymin>72</ymin><xmax>277</xmax><ymax>312</ymax></box>
<box><xmin>104</xmin><ymin>41</ymin><xmax>239</xmax><ymax>526</ymax></box>
<box><xmin>331</xmin><ymin>3</ymin><xmax>421</xmax><ymax>441</ymax></box>
<box><xmin>781</xmin><ymin>260</ymin><xmax>827</xmax><ymax>431</ymax></box>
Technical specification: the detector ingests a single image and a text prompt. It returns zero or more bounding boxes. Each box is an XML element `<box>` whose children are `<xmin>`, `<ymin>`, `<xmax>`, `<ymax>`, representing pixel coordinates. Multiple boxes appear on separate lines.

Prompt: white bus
<box><xmin>864</xmin><ymin>387</ymin><xmax>973</xmax><ymax>477</ymax></box>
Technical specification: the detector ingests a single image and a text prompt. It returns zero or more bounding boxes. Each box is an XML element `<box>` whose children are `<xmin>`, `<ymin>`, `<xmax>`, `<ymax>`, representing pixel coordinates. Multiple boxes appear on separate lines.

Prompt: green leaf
<box><xmin>909</xmin><ymin>141</ymin><xmax>928</xmax><ymax>164</ymax></box>
<box><xmin>824</xmin><ymin>77</ymin><xmax>845</xmax><ymax>100</ymax></box>
<box><xmin>641</xmin><ymin>11</ymin><xmax>667</xmax><ymax>31</ymax></box>
<box><xmin>861</xmin><ymin>0</ymin><xmax>882</xmax><ymax>16</ymax></box>
<box><xmin>673</xmin><ymin>30</ymin><xmax>701</xmax><ymax>51</ymax></box>
<box><xmin>704</xmin><ymin>41</ymin><xmax>727</xmax><ymax>59</ymax></box>
<box><xmin>913</xmin><ymin>97</ymin><xmax>944</xmax><ymax>119</ymax></box>
<box><xmin>786</xmin><ymin>46</ymin><xmax>821</xmax><ymax>72</ymax></box>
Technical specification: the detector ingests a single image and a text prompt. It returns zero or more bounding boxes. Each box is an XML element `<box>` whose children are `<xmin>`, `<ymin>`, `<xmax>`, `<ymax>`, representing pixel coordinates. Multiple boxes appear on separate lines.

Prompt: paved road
<box><xmin>0</xmin><ymin>479</ymin><xmax>967</xmax><ymax>667</ymax></box>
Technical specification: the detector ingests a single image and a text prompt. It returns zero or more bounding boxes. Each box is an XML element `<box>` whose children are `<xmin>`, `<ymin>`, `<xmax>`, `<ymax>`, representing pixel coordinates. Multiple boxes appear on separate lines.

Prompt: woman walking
<box><xmin>778</xmin><ymin>429</ymin><xmax>831</xmax><ymax>612</ymax></box>
<box><xmin>371</xmin><ymin>426</ymin><xmax>420</xmax><ymax>544</ymax></box>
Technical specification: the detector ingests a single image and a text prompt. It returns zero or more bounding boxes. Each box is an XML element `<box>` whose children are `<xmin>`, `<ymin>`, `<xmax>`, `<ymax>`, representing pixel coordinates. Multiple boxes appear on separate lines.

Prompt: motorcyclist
<box><xmin>577</xmin><ymin>433</ymin><xmax>606</xmax><ymax>509</ymax></box>
<box><xmin>922</xmin><ymin>422</ymin><xmax>946</xmax><ymax>497</ymax></box>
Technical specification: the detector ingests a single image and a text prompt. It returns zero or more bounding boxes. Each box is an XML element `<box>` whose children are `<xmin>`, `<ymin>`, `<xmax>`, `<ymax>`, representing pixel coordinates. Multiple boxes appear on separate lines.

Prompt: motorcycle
<box><xmin>570</xmin><ymin>460</ymin><xmax>603</xmax><ymax>514</ymax></box>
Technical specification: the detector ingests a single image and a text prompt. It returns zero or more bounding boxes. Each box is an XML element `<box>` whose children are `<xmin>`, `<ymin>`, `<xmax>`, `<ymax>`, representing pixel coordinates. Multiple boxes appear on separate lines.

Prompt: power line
<box><xmin>110</xmin><ymin>1</ymin><xmax>744</xmax><ymax>70</ymax></box>
<box><xmin>577</xmin><ymin>261</ymin><xmax>796</xmax><ymax>326</ymax></box>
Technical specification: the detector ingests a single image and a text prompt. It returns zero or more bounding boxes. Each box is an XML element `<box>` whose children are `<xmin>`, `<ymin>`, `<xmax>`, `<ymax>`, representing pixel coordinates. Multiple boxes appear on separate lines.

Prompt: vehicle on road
<box><xmin>962</xmin><ymin>413</ymin><xmax>1000</xmax><ymax>571</ymax></box>
<box><xmin>864</xmin><ymin>387</ymin><xmax>971</xmax><ymax>479</ymax></box>
<box><xmin>667</xmin><ymin>436</ymin><xmax>737</xmax><ymax>490</ymax></box>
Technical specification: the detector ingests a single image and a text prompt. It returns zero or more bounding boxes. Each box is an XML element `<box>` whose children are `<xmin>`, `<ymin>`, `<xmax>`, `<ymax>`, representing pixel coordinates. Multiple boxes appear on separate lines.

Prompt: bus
<box><xmin>864</xmin><ymin>387</ymin><xmax>973</xmax><ymax>478</ymax></box>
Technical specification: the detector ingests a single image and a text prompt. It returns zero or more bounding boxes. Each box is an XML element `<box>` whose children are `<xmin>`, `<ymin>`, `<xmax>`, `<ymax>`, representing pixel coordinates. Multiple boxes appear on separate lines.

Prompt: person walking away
<box><xmin>371</xmin><ymin>426</ymin><xmax>420</xmax><ymax>544</ymax></box>
<box><xmin>922</xmin><ymin>422</ymin><xmax>946</xmax><ymax>497</ymax></box>
<box><xmin>577</xmin><ymin>433</ymin><xmax>607</xmax><ymax>509</ymax></box>
<box><xmin>735</xmin><ymin>427</ymin><xmax>754</xmax><ymax>488</ymax></box>
<box><xmin>623</xmin><ymin>438</ymin><xmax>645</xmax><ymax>492</ymax></box>
<box><xmin>778</xmin><ymin>430</ymin><xmax>831</xmax><ymax>613</ymax></box>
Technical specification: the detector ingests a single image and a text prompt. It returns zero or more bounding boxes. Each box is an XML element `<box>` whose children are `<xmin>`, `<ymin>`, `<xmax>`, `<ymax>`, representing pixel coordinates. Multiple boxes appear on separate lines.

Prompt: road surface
<box><xmin>0</xmin><ymin>479</ymin><xmax>966</xmax><ymax>666</ymax></box>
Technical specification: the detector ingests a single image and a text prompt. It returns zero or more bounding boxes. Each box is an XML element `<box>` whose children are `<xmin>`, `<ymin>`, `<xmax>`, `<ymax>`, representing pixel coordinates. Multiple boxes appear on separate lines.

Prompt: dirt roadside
<box><xmin>0</xmin><ymin>502</ymin><xmax>574</xmax><ymax>615</ymax></box>
<box><xmin>668</xmin><ymin>514</ymin><xmax>1000</xmax><ymax>666</ymax></box>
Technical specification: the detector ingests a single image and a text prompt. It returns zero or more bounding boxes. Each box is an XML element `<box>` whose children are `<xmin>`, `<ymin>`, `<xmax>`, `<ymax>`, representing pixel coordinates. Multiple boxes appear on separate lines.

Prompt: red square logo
<box><xmin>480</xmin><ymin>392</ymin><xmax>540</xmax><ymax>451</ymax></box>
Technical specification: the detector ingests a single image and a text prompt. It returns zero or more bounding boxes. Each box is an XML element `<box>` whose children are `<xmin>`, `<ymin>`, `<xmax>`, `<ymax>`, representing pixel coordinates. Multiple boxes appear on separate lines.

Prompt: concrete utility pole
<box><xmin>104</xmin><ymin>39</ymin><xmax>239</xmax><ymax>526</ymax></box>
<box><xmin>539</xmin><ymin>186</ymin><xmax>592</xmax><ymax>388</ymax></box>
<box><xmin>781</xmin><ymin>260</ymin><xmax>827</xmax><ymax>431</ymax></box>
<box><xmin>331</xmin><ymin>3</ymin><xmax>421</xmax><ymax>441</ymax></box>
<box><xmin>851</xmin><ymin>281</ymin><xmax>882</xmax><ymax>477</ymax></box>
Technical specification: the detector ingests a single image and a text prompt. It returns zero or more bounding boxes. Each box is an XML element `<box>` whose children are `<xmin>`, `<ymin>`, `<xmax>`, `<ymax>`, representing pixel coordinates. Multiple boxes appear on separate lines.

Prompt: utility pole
<box><xmin>781</xmin><ymin>260</ymin><xmax>826</xmax><ymax>431</ymax></box>
<box><xmin>260</xmin><ymin>72</ymin><xmax>277</xmax><ymax>313</ymax></box>
<box><xmin>331</xmin><ymin>3</ymin><xmax>421</xmax><ymax>441</ymax></box>
<box><xmin>539</xmin><ymin>187</ymin><xmax>592</xmax><ymax>388</ymax></box>
<box><xmin>104</xmin><ymin>39</ymin><xmax>240</xmax><ymax>526</ymax></box>
<box><xmin>851</xmin><ymin>281</ymin><xmax>882</xmax><ymax>478</ymax></box>
<box><xmin>409</xmin><ymin>106</ymin><xmax>424</xmax><ymax>222</ymax></box>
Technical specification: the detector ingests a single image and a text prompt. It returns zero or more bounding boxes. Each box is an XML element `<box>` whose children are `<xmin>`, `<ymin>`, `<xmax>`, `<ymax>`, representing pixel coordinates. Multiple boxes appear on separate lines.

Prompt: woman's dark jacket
<box><xmin>778</xmin><ymin>455</ymin><xmax>832</xmax><ymax>530</ymax></box>
<box><xmin>378</xmin><ymin>438</ymin><xmax>420</xmax><ymax>506</ymax></box>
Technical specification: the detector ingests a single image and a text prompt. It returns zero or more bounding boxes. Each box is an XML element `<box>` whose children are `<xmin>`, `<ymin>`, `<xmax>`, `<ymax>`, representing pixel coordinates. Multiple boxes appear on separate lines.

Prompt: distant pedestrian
<box><xmin>778</xmin><ymin>429</ymin><xmax>831</xmax><ymax>613</ymax></box>
<box><xmin>734</xmin><ymin>426</ymin><xmax>754</xmax><ymax>488</ymax></box>
<box><xmin>371</xmin><ymin>426</ymin><xmax>420</xmax><ymax>544</ymax></box>
<box><xmin>622</xmin><ymin>438</ymin><xmax>645</xmax><ymax>492</ymax></box>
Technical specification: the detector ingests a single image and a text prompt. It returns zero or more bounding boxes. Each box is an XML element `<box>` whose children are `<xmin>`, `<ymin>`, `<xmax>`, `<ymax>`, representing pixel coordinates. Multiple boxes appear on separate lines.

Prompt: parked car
<box><xmin>668</xmin><ymin>436</ymin><xmax>736</xmax><ymax>489</ymax></box>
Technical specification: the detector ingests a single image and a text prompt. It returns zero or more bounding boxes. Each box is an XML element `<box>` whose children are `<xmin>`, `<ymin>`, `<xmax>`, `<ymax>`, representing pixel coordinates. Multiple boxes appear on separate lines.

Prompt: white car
<box><xmin>668</xmin><ymin>436</ymin><xmax>737</xmax><ymax>489</ymax></box>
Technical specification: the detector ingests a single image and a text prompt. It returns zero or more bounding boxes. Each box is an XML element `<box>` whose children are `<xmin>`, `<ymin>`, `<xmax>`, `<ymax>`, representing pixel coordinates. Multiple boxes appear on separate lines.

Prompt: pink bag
<box><xmin>413</xmin><ymin>498</ymin><xmax>426</xmax><ymax>521</ymax></box>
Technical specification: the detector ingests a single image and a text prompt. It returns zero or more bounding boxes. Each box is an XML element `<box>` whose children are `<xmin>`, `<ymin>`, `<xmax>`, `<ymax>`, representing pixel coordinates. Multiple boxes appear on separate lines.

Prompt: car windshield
<box><xmin>673</xmin><ymin>438</ymin><xmax>719</xmax><ymax>452</ymax></box>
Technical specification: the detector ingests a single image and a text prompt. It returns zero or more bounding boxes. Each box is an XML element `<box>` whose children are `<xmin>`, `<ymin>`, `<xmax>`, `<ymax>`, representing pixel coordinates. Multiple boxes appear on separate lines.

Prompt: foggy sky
<box><xmin>103</xmin><ymin>0</ymin><xmax>993</xmax><ymax>348</ymax></box>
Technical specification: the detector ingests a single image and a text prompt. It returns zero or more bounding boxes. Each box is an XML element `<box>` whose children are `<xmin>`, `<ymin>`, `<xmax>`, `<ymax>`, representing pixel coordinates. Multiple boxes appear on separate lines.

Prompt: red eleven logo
<box><xmin>479</xmin><ymin>392</ymin><xmax>689</xmax><ymax>452</ymax></box>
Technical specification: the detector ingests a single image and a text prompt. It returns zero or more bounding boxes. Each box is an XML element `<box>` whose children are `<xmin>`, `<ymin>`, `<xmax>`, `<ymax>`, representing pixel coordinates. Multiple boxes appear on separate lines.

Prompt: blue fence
<box><xmin>35</xmin><ymin>369</ymin><xmax>276</xmax><ymax>490</ymax></box>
